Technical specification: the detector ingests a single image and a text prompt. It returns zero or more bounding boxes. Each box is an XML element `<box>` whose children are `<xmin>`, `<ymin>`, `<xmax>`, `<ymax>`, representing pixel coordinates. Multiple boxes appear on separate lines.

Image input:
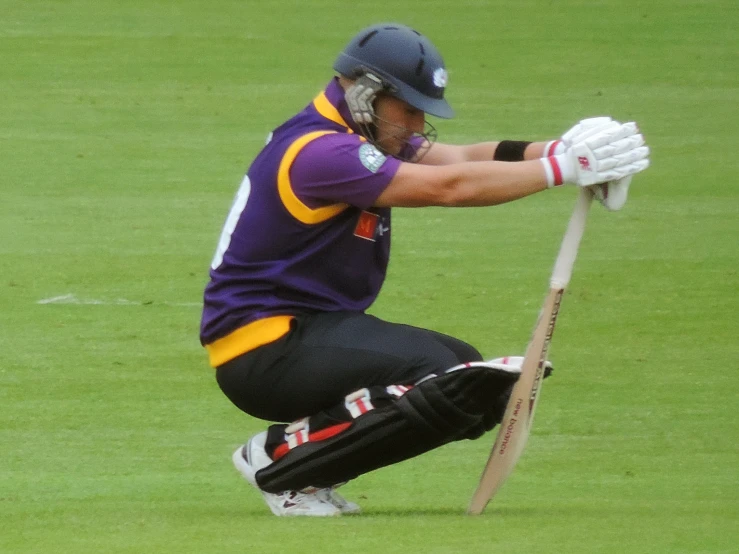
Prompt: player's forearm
<box><xmin>377</xmin><ymin>159</ymin><xmax>549</xmax><ymax>208</ymax></box>
<box><xmin>457</xmin><ymin>142</ymin><xmax>500</xmax><ymax>162</ymax></box>
<box><xmin>424</xmin><ymin>141</ymin><xmax>550</xmax><ymax>164</ymax></box>
<box><xmin>442</xmin><ymin>160</ymin><xmax>549</xmax><ymax>206</ymax></box>
<box><xmin>523</xmin><ymin>142</ymin><xmax>547</xmax><ymax>160</ymax></box>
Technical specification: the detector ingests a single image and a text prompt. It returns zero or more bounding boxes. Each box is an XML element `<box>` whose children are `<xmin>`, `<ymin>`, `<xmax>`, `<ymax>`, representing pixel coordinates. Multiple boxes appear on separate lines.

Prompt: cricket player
<box><xmin>200</xmin><ymin>23</ymin><xmax>650</xmax><ymax>516</ymax></box>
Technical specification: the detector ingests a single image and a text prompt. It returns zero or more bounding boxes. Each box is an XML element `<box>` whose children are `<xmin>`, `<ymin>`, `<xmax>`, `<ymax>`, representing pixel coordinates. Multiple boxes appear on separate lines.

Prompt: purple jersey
<box><xmin>201</xmin><ymin>79</ymin><xmax>414</xmax><ymax>365</ymax></box>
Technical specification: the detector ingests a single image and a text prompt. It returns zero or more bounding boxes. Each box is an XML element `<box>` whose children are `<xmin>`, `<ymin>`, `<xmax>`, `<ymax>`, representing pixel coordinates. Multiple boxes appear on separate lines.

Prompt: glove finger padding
<box><xmin>545</xmin><ymin>117</ymin><xmax>615</xmax><ymax>157</ymax></box>
<box><xmin>568</xmin><ymin>124</ymin><xmax>649</xmax><ymax>186</ymax></box>
<box><xmin>583</xmin><ymin>122</ymin><xmax>640</xmax><ymax>150</ymax></box>
<box><xmin>613</xmin><ymin>145</ymin><xmax>650</xmax><ymax>165</ymax></box>
<box><xmin>597</xmin><ymin>148</ymin><xmax>650</xmax><ymax>173</ymax></box>
<box><xmin>561</xmin><ymin>117</ymin><xmax>614</xmax><ymax>145</ymax></box>
<box><xmin>616</xmin><ymin>159</ymin><xmax>650</xmax><ymax>176</ymax></box>
<box><xmin>592</xmin><ymin>134</ymin><xmax>645</xmax><ymax>158</ymax></box>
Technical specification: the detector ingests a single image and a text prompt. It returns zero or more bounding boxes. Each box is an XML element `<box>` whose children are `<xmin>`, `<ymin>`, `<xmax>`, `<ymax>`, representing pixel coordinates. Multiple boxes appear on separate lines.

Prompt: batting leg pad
<box><xmin>255</xmin><ymin>362</ymin><xmax>520</xmax><ymax>493</ymax></box>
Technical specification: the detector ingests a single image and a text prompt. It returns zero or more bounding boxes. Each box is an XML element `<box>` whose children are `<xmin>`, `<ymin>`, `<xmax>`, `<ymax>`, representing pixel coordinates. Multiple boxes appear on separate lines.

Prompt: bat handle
<box><xmin>550</xmin><ymin>189</ymin><xmax>594</xmax><ymax>289</ymax></box>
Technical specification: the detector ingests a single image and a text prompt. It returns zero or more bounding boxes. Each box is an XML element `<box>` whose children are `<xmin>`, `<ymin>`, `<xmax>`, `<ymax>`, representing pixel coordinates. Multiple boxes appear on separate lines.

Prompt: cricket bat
<box><xmin>467</xmin><ymin>188</ymin><xmax>594</xmax><ymax>515</ymax></box>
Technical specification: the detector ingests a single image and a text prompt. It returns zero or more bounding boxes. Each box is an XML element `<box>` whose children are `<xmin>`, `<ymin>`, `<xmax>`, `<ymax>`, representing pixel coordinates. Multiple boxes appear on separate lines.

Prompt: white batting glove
<box><xmin>590</xmin><ymin>175</ymin><xmax>632</xmax><ymax>211</ymax></box>
<box><xmin>564</xmin><ymin>118</ymin><xmax>635</xmax><ymax>211</ymax></box>
<box><xmin>543</xmin><ymin>117</ymin><xmax>638</xmax><ymax>210</ymax></box>
<box><xmin>542</xmin><ymin>116</ymin><xmax>614</xmax><ymax>156</ymax></box>
<box><xmin>541</xmin><ymin>121</ymin><xmax>650</xmax><ymax>188</ymax></box>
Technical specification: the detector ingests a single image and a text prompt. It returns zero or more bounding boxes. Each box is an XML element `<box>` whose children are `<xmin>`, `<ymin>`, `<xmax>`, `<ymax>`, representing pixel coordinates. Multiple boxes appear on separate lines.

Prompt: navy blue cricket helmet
<box><xmin>333</xmin><ymin>23</ymin><xmax>454</xmax><ymax>119</ymax></box>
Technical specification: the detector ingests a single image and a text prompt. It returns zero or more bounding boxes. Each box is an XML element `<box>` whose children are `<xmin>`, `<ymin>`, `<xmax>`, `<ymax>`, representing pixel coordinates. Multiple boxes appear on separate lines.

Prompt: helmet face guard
<box><xmin>366</xmin><ymin>107</ymin><xmax>438</xmax><ymax>162</ymax></box>
<box><xmin>343</xmin><ymin>71</ymin><xmax>438</xmax><ymax>160</ymax></box>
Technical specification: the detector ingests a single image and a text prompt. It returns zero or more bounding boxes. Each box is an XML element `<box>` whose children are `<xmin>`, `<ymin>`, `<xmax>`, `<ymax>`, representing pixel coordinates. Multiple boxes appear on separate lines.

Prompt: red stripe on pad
<box><xmin>357</xmin><ymin>398</ymin><xmax>371</xmax><ymax>414</ymax></box>
<box><xmin>272</xmin><ymin>422</ymin><xmax>352</xmax><ymax>461</ymax></box>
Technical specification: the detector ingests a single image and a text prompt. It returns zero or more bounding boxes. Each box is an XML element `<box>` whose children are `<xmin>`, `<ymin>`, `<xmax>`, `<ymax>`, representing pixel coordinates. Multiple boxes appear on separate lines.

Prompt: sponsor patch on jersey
<box><xmin>358</xmin><ymin>143</ymin><xmax>386</xmax><ymax>173</ymax></box>
<box><xmin>354</xmin><ymin>211</ymin><xmax>380</xmax><ymax>241</ymax></box>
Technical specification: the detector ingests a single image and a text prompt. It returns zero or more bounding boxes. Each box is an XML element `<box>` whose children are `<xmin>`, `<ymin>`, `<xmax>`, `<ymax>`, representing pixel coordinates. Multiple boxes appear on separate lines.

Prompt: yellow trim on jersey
<box><xmin>277</xmin><ymin>131</ymin><xmax>349</xmax><ymax>224</ymax></box>
<box><xmin>313</xmin><ymin>91</ymin><xmax>353</xmax><ymax>131</ymax></box>
<box><xmin>205</xmin><ymin>315</ymin><xmax>294</xmax><ymax>367</ymax></box>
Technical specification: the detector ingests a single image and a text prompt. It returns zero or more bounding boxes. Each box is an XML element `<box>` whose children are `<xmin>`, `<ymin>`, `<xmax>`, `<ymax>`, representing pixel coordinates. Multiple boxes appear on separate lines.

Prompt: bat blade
<box><xmin>467</xmin><ymin>189</ymin><xmax>593</xmax><ymax>516</ymax></box>
<box><xmin>467</xmin><ymin>286</ymin><xmax>564</xmax><ymax>515</ymax></box>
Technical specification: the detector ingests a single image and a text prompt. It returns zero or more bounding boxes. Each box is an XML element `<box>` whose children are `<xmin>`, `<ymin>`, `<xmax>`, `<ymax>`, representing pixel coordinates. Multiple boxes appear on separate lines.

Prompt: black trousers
<box><xmin>215</xmin><ymin>311</ymin><xmax>482</xmax><ymax>422</ymax></box>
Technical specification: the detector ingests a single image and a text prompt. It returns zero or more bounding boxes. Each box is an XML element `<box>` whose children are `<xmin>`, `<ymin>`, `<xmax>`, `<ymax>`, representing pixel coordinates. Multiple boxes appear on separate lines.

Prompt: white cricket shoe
<box><xmin>232</xmin><ymin>431</ymin><xmax>340</xmax><ymax>517</ymax></box>
<box><xmin>315</xmin><ymin>487</ymin><xmax>361</xmax><ymax>515</ymax></box>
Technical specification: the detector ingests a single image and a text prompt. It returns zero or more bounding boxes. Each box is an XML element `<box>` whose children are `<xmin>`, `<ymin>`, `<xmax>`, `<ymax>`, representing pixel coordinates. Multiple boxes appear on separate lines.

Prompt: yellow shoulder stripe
<box><xmin>277</xmin><ymin>131</ymin><xmax>349</xmax><ymax>224</ymax></box>
<box><xmin>313</xmin><ymin>92</ymin><xmax>353</xmax><ymax>131</ymax></box>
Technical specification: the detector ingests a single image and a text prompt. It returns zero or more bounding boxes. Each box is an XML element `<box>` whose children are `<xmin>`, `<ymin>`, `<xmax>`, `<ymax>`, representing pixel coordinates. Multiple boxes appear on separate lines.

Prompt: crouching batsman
<box><xmin>200</xmin><ymin>23</ymin><xmax>650</xmax><ymax>516</ymax></box>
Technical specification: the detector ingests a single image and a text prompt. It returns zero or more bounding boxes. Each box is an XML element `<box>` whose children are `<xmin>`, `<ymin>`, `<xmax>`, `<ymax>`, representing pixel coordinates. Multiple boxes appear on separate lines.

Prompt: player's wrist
<box><xmin>542</xmin><ymin>140</ymin><xmax>565</xmax><ymax>157</ymax></box>
<box><xmin>540</xmin><ymin>154</ymin><xmax>575</xmax><ymax>188</ymax></box>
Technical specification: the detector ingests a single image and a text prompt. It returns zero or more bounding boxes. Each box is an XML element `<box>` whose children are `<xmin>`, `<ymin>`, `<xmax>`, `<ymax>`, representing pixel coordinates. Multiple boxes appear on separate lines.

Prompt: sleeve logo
<box><xmin>358</xmin><ymin>143</ymin><xmax>387</xmax><ymax>173</ymax></box>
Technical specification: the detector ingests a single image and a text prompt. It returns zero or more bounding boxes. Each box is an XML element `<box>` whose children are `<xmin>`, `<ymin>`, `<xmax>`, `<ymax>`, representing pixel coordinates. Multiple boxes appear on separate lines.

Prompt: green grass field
<box><xmin>2</xmin><ymin>0</ymin><xmax>737</xmax><ymax>552</ymax></box>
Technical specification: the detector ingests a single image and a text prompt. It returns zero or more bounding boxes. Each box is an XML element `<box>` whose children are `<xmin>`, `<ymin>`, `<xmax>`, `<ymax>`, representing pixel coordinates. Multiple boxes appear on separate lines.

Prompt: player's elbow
<box><xmin>379</xmin><ymin>165</ymin><xmax>490</xmax><ymax>208</ymax></box>
<box><xmin>430</xmin><ymin>178</ymin><xmax>489</xmax><ymax>207</ymax></box>
<box><xmin>427</xmin><ymin>181</ymin><xmax>464</xmax><ymax>207</ymax></box>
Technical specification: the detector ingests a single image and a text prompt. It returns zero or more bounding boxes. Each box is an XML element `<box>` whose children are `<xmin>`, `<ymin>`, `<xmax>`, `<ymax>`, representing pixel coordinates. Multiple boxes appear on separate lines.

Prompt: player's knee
<box><xmin>413</xmin><ymin>361</ymin><xmax>518</xmax><ymax>439</ymax></box>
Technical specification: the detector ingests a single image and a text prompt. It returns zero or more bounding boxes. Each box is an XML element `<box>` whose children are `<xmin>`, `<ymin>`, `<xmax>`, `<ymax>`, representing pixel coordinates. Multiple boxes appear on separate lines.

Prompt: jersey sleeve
<box><xmin>289</xmin><ymin>133</ymin><xmax>402</xmax><ymax>210</ymax></box>
<box><xmin>400</xmin><ymin>135</ymin><xmax>426</xmax><ymax>161</ymax></box>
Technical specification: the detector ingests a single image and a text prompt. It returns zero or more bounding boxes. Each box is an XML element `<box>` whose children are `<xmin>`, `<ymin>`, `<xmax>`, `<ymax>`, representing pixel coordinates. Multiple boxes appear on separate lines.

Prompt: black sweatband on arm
<box><xmin>493</xmin><ymin>140</ymin><xmax>532</xmax><ymax>162</ymax></box>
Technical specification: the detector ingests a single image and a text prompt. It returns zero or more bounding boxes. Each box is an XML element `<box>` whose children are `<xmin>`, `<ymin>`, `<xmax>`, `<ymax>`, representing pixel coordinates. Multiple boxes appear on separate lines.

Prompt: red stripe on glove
<box><xmin>548</xmin><ymin>156</ymin><xmax>563</xmax><ymax>186</ymax></box>
<box><xmin>545</xmin><ymin>140</ymin><xmax>561</xmax><ymax>157</ymax></box>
